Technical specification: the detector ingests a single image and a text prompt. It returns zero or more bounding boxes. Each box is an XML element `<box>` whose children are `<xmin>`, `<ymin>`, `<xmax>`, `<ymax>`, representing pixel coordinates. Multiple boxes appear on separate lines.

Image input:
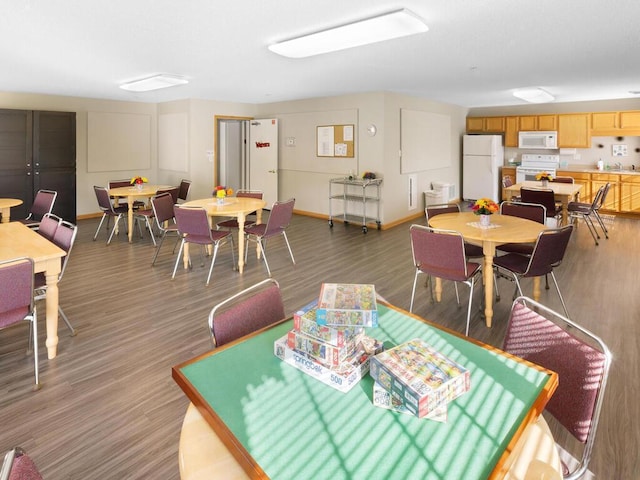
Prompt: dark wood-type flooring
<box><xmin>1</xmin><ymin>210</ymin><xmax>638</xmax><ymax>479</ymax></box>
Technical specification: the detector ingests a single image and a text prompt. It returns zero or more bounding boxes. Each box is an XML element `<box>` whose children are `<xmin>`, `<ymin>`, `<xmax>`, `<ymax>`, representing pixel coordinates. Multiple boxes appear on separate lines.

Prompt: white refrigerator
<box><xmin>462</xmin><ymin>134</ymin><xmax>504</xmax><ymax>202</ymax></box>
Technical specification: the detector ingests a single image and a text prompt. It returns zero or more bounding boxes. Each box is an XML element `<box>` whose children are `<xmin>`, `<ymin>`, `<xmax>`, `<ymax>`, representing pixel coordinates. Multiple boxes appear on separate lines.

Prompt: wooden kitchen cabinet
<box><xmin>558</xmin><ymin>113</ymin><xmax>591</xmax><ymax>148</ymax></box>
<box><xmin>591</xmin><ymin>173</ymin><xmax>619</xmax><ymax>212</ymax></box>
<box><xmin>501</xmin><ymin>167</ymin><xmax>516</xmax><ymax>200</ymax></box>
<box><xmin>466</xmin><ymin>117</ymin><xmax>486</xmax><ymax>132</ymax></box>
<box><xmin>504</xmin><ymin>117</ymin><xmax>518</xmax><ymax>147</ymax></box>
<box><xmin>591</xmin><ymin>112</ymin><xmax>618</xmax><ymax>130</ymax></box>
<box><xmin>620</xmin><ymin>111</ymin><xmax>640</xmax><ymax>129</ymax></box>
<box><xmin>557</xmin><ymin>170</ymin><xmax>591</xmax><ymax>203</ymax></box>
<box><xmin>519</xmin><ymin>115</ymin><xmax>557</xmax><ymax>131</ymax></box>
<box><xmin>466</xmin><ymin>116</ymin><xmax>505</xmax><ymax>133</ymax></box>
<box><xmin>620</xmin><ymin>176</ymin><xmax>640</xmax><ymax>213</ymax></box>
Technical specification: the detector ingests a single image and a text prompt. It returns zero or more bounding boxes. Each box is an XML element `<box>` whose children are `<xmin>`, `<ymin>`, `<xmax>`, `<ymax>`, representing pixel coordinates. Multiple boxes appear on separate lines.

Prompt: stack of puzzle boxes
<box><xmin>274</xmin><ymin>283</ymin><xmax>381</xmax><ymax>393</ymax></box>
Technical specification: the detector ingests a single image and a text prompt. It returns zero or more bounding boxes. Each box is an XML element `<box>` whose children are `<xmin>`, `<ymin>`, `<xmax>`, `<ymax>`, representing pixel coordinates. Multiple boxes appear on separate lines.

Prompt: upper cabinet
<box><xmin>591</xmin><ymin>110</ymin><xmax>640</xmax><ymax>135</ymax></box>
<box><xmin>518</xmin><ymin>115</ymin><xmax>557</xmax><ymax>131</ymax></box>
<box><xmin>504</xmin><ymin>116</ymin><xmax>519</xmax><ymax>147</ymax></box>
<box><xmin>466</xmin><ymin>116</ymin><xmax>505</xmax><ymax>132</ymax></box>
<box><xmin>557</xmin><ymin>113</ymin><xmax>590</xmax><ymax>148</ymax></box>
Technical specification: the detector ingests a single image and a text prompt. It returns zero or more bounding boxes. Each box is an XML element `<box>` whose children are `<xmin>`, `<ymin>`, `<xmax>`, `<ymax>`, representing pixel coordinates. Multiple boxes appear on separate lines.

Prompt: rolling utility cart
<box><xmin>328</xmin><ymin>177</ymin><xmax>382</xmax><ymax>233</ymax></box>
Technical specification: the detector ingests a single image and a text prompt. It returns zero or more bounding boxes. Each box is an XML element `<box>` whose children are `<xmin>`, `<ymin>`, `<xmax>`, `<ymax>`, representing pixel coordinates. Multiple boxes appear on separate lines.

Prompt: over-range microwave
<box><xmin>518</xmin><ymin>131</ymin><xmax>558</xmax><ymax>149</ymax></box>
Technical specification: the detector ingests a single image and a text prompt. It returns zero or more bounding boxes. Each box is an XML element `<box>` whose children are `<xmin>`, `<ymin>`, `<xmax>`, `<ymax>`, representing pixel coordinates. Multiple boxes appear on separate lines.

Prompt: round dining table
<box><xmin>181</xmin><ymin>197</ymin><xmax>266</xmax><ymax>274</ymax></box>
<box><xmin>428</xmin><ymin>211</ymin><xmax>547</xmax><ymax>327</ymax></box>
<box><xmin>108</xmin><ymin>184</ymin><xmax>174</xmax><ymax>242</ymax></box>
<box><xmin>0</xmin><ymin>198</ymin><xmax>23</xmax><ymax>223</ymax></box>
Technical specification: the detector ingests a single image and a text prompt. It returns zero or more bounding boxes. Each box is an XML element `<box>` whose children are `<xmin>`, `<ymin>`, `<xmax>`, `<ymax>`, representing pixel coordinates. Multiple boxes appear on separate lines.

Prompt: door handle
<box><xmin>268</xmin><ymin>170</ymin><xmax>276</xmax><ymax>173</ymax></box>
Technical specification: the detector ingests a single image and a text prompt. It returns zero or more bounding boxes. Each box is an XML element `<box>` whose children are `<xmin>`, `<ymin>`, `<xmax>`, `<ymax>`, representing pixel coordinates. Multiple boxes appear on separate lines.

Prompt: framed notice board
<box><xmin>317</xmin><ymin>124</ymin><xmax>355</xmax><ymax>157</ymax></box>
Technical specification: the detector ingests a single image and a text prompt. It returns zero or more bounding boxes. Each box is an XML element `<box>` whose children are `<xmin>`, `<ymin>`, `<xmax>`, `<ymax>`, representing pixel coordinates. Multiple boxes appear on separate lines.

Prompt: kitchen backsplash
<box><xmin>505</xmin><ymin>136</ymin><xmax>640</xmax><ymax>169</ymax></box>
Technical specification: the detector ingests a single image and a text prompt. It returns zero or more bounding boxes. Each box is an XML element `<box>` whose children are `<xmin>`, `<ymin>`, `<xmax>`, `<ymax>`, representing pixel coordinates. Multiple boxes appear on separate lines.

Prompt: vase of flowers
<box><xmin>536</xmin><ymin>171</ymin><xmax>553</xmax><ymax>187</ymax></box>
<box><xmin>213</xmin><ymin>186</ymin><xmax>233</xmax><ymax>204</ymax></box>
<box><xmin>471</xmin><ymin>197</ymin><xmax>499</xmax><ymax>226</ymax></box>
<box><xmin>130</xmin><ymin>176</ymin><xmax>148</xmax><ymax>190</ymax></box>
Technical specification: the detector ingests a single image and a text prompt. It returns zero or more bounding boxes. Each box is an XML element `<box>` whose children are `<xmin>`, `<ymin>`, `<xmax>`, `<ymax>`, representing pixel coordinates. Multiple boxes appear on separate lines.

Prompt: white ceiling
<box><xmin>2</xmin><ymin>0</ymin><xmax>639</xmax><ymax>108</ymax></box>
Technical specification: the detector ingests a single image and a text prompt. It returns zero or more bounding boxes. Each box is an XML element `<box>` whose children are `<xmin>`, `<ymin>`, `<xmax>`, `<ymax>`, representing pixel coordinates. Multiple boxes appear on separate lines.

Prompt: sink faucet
<box><xmin>614</xmin><ymin>162</ymin><xmax>623</xmax><ymax>170</ymax></box>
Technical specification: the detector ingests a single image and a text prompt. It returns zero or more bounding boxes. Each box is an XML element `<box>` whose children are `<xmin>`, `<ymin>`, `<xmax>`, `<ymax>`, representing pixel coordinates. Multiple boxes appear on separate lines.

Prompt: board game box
<box><xmin>372</xmin><ymin>381</ymin><xmax>448</xmax><ymax>422</ymax></box>
<box><xmin>293</xmin><ymin>299</ymin><xmax>364</xmax><ymax>347</ymax></box>
<box><xmin>316</xmin><ymin>283</ymin><xmax>378</xmax><ymax>327</ymax></box>
<box><xmin>286</xmin><ymin>329</ymin><xmax>359</xmax><ymax>368</ymax></box>
<box><xmin>369</xmin><ymin>338</ymin><xmax>470</xmax><ymax>418</ymax></box>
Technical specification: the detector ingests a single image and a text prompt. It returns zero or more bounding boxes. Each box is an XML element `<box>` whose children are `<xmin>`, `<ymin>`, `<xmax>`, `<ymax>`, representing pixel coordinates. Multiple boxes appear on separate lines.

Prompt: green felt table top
<box><xmin>174</xmin><ymin>304</ymin><xmax>555</xmax><ymax>480</ymax></box>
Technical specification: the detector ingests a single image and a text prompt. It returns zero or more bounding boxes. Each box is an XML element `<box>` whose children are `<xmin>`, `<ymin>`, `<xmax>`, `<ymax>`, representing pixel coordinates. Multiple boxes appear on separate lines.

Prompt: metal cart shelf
<box><xmin>329</xmin><ymin>177</ymin><xmax>382</xmax><ymax>233</ymax></box>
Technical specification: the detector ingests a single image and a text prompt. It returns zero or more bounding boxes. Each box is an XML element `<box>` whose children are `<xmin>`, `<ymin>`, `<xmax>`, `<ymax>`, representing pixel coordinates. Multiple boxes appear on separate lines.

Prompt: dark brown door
<box><xmin>0</xmin><ymin>109</ymin><xmax>76</xmax><ymax>222</ymax></box>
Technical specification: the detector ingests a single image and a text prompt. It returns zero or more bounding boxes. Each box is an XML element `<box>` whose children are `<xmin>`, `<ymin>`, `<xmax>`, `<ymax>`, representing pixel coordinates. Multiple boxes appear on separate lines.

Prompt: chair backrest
<box><xmin>424</xmin><ymin>203</ymin><xmax>459</xmax><ymax>222</ymax></box>
<box><xmin>552</xmin><ymin>176</ymin><xmax>574</xmax><ymax>183</ymax></box>
<box><xmin>525</xmin><ymin>225</ymin><xmax>573</xmax><ymax>277</ymax></box>
<box><xmin>178</xmin><ymin>179</ymin><xmax>192</xmax><ymax>201</ymax></box>
<box><xmin>29</xmin><ymin>190</ymin><xmax>57</xmax><ymax>220</ymax></box>
<box><xmin>499</xmin><ymin>201</ymin><xmax>546</xmax><ymax>224</ymax></box>
<box><xmin>173</xmin><ymin>206</ymin><xmax>212</xmax><ymax>241</ymax></box>
<box><xmin>208</xmin><ymin>278</ymin><xmax>285</xmax><ymax>348</ymax></box>
<box><xmin>108</xmin><ymin>179</ymin><xmax>131</xmax><ymax>190</ymax></box>
<box><xmin>594</xmin><ymin>182</ymin><xmax>611</xmax><ymax>212</ymax></box>
<box><xmin>151</xmin><ymin>192</ymin><xmax>176</xmax><ymax>228</ymax></box>
<box><xmin>520</xmin><ymin>188</ymin><xmax>557</xmax><ymax>218</ymax></box>
<box><xmin>156</xmin><ymin>186</ymin><xmax>179</xmax><ymax>204</ymax></box>
<box><xmin>503</xmin><ymin>297</ymin><xmax>611</xmax><ymax>478</ymax></box>
<box><xmin>52</xmin><ymin>220</ymin><xmax>77</xmax><ymax>280</ymax></box>
<box><xmin>94</xmin><ymin>185</ymin><xmax>118</xmax><ymax>213</ymax></box>
<box><xmin>0</xmin><ymin>257</ymin><xmax>34</xmax><ymax>329</ymax></box>
<box><xmin>236</xmin><ymin>189</ymin><xmax>263</xmax><ymax>200</ymax></box>
<box><xmin>1</xmin><ymin>447</ymin><xmax>43</xmax><ymax>480</ymax></box>
<box><xmin>263</xmin><ymin>198</ymin><xmax>295</xmax><ymax>237</ymax></box>
<box><xmin>38</xmin><ymin>213</ymin><xmax>62</xmax><ymax>241</ymax></box>
<box><xmin>409</xmin><ymin>224</ymin><xmax>469</xmax><ymax>281</ymax></box>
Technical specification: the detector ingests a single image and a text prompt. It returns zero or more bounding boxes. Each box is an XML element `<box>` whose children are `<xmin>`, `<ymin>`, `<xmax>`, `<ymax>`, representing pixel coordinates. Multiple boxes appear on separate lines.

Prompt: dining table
<box><xmin>0</xmin><ymin>222</ymin><xmax>66</xmax><ymax>359</ymax></box>
<box><xmin>504</xmin><ymin>181</ymin><xmax>583</xmax><ymax>226</ymax></box>
<box><xmin>172</xmin><ymin>301</ymin><xmax>559</xmax><ymax>480</ymax></box>
<box><xmin>0</xmin><ymin>198</ymin><xmax>23</xmax><ymax>223</ymax></box>
<box><xmin>428</xmin><ymin>212</ymin><xmax>547</xmax><ymax>328</ymax></box>
<box><xmin>181</xmin><ymin>196</ymin><xmax>266</xmax><ymax>274</ymax></box>
<box><xmin>108</xmin><ymin>184</ymin><xmax>174</xmax><ymax>242</ymax></box>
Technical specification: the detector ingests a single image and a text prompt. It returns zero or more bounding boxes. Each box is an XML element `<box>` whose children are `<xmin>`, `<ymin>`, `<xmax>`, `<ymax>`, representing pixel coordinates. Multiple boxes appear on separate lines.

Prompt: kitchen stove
<box><xmin>516</xmin><ymin>154</ymin><xmax>560</xmax><ymax>183</ymax></box>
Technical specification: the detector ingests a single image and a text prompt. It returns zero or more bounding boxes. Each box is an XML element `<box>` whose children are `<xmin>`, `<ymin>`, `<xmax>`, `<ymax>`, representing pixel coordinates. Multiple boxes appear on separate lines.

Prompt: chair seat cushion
<box><xmin>493</xmin><ymin>253</ymin><xmax>529</xmax><ymax>275</ymax></box>
<box><xmin>567</xmin><ymin>202</ymin><xmax>591</xmax><ymax>213</ymax></box>
<box><xmin>217</xmin><ymin>219</ymin><xmax>256</xmax><ymax>229</ymax></box>
<box><xmin>0</xmin><ymin>306</ymin><xmax>30</xmax><ymax>327</ymax></box>
<box><xmin>497</xmin><ymin>242</ymin><xmax>534</xmax><ymax>255</ymax></box>
<box><xmin>464</xmin><ymin>243</ymin><xmax>483</xmax><ymax>258</ymax></box>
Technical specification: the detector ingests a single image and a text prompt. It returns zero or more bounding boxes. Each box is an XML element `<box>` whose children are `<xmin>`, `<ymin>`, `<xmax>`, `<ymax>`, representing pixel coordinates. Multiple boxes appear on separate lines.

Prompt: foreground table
<box><xmin>428</xmin><ymin>212</ymin><xmax>546</xmax><ymax>327</ymax></box>
<box><xmin>181</xmin><ymin>197</ymin><xmax>266</xmax><ymax>274</ymax></box>
<box><xmin>109</xmin><ymin>184</ymin><xmax>173</xmax><ymax>242</ymax></box>
<box><xmin>0</xmin><ymin>222</ymin><xmax>66</xmax><ymax>359</ymax></box>
<box><xmin>0</xmin><ymin>198</ymin><xmax>23</xmax><ymax>223</ymax></box>
<box><xmin>173</xmin><ymin>302</ymin><xmax>558</xmax><ymax>480</ymax></box>
<box><xmin>504</xmin><ymin>181</ymin><xmax>583</xmax><ymax>226</ymax></box>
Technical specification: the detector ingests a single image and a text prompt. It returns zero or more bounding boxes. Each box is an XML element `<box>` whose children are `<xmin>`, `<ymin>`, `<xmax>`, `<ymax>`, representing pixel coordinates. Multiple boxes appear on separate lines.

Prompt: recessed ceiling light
<box><xmin>629</xmin><ymin>90</ymin><xmax>640</xmax><ymax>95</ymax></box>
<box><xmin>513</xmin><ymin>88</ymin><xmax>555</xmax><ymax>104</ymax></box>
<box><xmin>120</xmin><ymin>74</ymin><xmax>188</xmax><ymax>92</ymax></box>
<box><xmin>268</xmin><ymin>9</ymin><xmax>428</xmax><ymax>58</ymax></box>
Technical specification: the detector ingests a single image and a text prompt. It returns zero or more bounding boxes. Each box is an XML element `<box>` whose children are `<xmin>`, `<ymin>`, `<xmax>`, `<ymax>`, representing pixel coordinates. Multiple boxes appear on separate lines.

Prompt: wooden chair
<box><xmin>503</xmin><ymin>297</ymin><xmax>611</xmax><ymax>479</ymax></box>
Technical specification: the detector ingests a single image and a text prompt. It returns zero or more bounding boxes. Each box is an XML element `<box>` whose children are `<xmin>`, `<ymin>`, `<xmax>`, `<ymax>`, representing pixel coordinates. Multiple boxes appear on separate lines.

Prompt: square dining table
<box><xmin>173</xmin><ymin>301</ymin><xmax>558</xmax><ymax>480</ymax></box>
<box><xmin>0</xmin><ymin>222</ymin><xmax>66</xmax><ymax>359</ymax></box>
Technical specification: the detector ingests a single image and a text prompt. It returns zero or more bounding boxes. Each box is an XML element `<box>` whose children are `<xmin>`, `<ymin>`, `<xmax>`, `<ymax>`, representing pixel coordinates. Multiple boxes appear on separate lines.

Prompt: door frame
<box><xmin>214</xmin><ymin>115</ymin><xmax>252</xmax><ymax>187</ymax></box>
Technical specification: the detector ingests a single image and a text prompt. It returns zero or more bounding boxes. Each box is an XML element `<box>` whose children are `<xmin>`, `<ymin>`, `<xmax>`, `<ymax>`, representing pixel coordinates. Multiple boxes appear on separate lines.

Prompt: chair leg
<box><xmin>464</xmin><ymin>278</ymin><xmax>475</xmax><ymax>336</ymax></box>
<box><xmin>206</xmin><ymin>242</ymin><xmax>222</xmax><ymax>286</ymax></box>
<box><xmin>549</xmin><ymin>271</ymin><xmax>570</xmax><ymax>318</ymax></box>
<box><xmin>409</xmin><ymin>270</ymin><xmax>420</xmax><ymax>313</ymax></box>
<box><xmin>31</xmin><ymin>311</ymin><xmax>40</xmax><ymax>390</ymax></box>
<box><xmin>258</xmin><ymin>240</ymin><xmax>271</xmax><ymax>277</ymax></box>
<box><xmin>151</xmin><ymin>232</ymin><xmax>166</xmax><ymax>266</ymax></box>
<box><xmin>143</xmin><ymin>216</ymin><xmax>157</xmax><ymax>246</ymax></box>
<box><xmin>107</xmin><ymin>215</ymin><xmax>122</xmax><ymax>245</ymax></box>
<box><xmin>454</xmin><ymin>283</ymin><xmax>461</xmax><ymax>306</ymax></box>
<box><xmin>593</xmin><ymin>211</ymin><xmax>609</xmax><ymax>238</ymax></box>
<box><xmin>59</xmin><ymin>306</ymin><xmax>76</xmax><ymax>336</ymax></box>
<box><xmin>172</xmin><ymin>240</ymin><xmax>187</xmax><ymax>279</ymax></box>
<box><xmin>282</xmin><ymin>232</ymin><xmax>296</xmax><ymax>265</ymax></box>
<box><xmin>93</xmin><ymin>213</ymin><xmax>108</xmax><ymax>240</ymax></box>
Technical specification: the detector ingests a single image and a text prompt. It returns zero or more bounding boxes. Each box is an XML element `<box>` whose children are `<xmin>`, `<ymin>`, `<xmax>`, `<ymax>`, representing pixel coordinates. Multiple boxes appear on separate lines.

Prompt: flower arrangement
<box><xmin>130</xmin><ymin>176</ymin><xmax>148</xmax><ymax>185</ymax></box>
<box><xmin>471</xmin><ymin>197</ymin><xmax>499</xmax><ymax>215</ymax></box>
<box><xmin>213</xmin><ymin>186</ymin><xmax>234</xmax><ymax>198</ymax></box>
<box><xmin>535</xmin><ymin>171</ymin><xmax>553</xmax><ymax>181</ymax></box>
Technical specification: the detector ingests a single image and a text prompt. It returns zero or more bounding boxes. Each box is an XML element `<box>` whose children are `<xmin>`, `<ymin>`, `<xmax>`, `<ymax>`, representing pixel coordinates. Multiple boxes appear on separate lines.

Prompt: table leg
<box><xmin>561</xmin><ymin>196</ymin><xmax>569</xmax><ymax>226</ymax></box>
<box><xmin>237</xmin><ymin>213</ymin><xmax>245</xmax><ymax>273</ymax></box>
<box><xmin>0</xmin><ymin>207</ymin><xmax>9</xmax><ymax>223</ymax></box>
<box><xmin>127</xmin><ymin>196</ymin><xmax>134</xmax><ymax>242</ymax></box>
<box><xmin>434</xmin><ymin>278</ymin><xmax>442</xmax><ymax>302</ymax></box>
<box><xmin>44</xmin><ymin>264</ymin><xmax>61</xmax><ymax>359</ymax></box>
<box><xmin>483</xmin><ymin>243</ymin><xmax>496</xmax><ymax>328</ymax></box>
<box><xmin>533</xmin><ymin>277</ymin><xmax>541</xmax><ymax>301</ymax></box>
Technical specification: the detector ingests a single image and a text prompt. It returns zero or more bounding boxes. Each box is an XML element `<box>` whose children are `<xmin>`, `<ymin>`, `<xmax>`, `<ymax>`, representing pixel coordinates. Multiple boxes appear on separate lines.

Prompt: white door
<box><xmin>249</xmin><ymin>119</ymin><xmax>278</xmax><ymax>207</ymax></box>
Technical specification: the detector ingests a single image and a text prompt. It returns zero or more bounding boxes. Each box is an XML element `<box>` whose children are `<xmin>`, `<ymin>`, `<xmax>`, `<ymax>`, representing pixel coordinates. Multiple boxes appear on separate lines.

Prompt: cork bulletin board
<box><xmin>316</xmin><ymin>124</ymin><xmax>355</xmax><ymax>157</ymax></box>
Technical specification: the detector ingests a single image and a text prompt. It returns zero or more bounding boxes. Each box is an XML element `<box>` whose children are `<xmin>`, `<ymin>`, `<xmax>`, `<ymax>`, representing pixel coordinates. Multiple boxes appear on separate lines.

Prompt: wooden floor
<box><xmin>1</xmin><ymin>211</ymin><xmax>638</xmax><ymax>479</ymax></box>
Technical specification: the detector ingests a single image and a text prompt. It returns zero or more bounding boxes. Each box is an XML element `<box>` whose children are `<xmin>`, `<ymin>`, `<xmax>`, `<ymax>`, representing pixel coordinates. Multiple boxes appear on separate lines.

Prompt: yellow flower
<box><xmin>471</xmin><ymin>197</ymin><xmax>499</xmax><ymax>215</ymax></box>
<box><xmin>214</xmin><ymin>186</ymin><xmax>233</xmax><ymax>198</ymax></box>
<box><xmin>130</xmin><ymin>176</ymin><xmax>148</xmax><ymax>185</ymax></box>
<box><xmin>535</xmin><ymin>171</ymin><xmax>553</xmax><ymax>181</ymax></box>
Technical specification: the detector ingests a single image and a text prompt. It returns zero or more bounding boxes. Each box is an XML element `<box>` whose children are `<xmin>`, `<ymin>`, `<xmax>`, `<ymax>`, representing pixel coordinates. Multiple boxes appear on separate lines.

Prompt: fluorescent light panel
<box><xmin>513</xmin><ymin>88</ymin><xmax>555</xmax><ymax>104</ymax></box>
<box><xmin>269</xmin><ymin>9</ymin><xmax>428</xmax><ymax>58</ymax></box>
<box><xmin>120</xmin><ymin>74</ymin><xmax>188</xmax><ymax>92</ymax></box>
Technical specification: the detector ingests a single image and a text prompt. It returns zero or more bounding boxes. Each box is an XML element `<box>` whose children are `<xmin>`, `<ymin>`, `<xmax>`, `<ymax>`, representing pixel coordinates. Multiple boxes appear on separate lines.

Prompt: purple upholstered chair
<box><xmin>520</xmin><ymin>187</ymin><xmax>562</xmax><ymax>226</ymax></box>
<box><xmin>1</xmin><ymin>447</ymin><xmax>43</xmax><ymax>479</ymax></box>
<box><xmin>568</xmin><ymin>184</ymin><xmax>608</xmax><ymax>245</ymax></box>
<box><xmin>216</xmin><ymin>190</ymin><xmax>263</xmax><ymax>230</ymax></box>
<box><xmin>0</xmin><ymin>257</ymin><xmax>38</xmax><ymax>390</ymax></box>
<box><xmin>244</xmin><ymin>198</ymin><xmax>296</xmax><ymax>277</ymax></box>
<box><xmin>497</xmin><ymin>201</ymin><xmax>546</xmax><ymax>255</ymax></box>
<box><xmin>150</xmin><ymin>192</ymin><xmax>181</xmax><ymax>266</ymax></box>
<box><xmin>37</xmin><ymin>212</ymin><xmax>62</xmax><ymax>242</ymax></box>
<box><xmin>34</xmin><ymin>219</ymin><xmax>78</xmax><ymax>336</ymax></box>
<box><xmin>172</xmin><ymin>206</ymin><xmax>235</xmax><ymax>285</ymax></box>
<box><xmin>493</xmin><ymin>225</ymin><xmax>573</xmax><ymax>317</ymax></box>
<box><xmin>93</xmin><ymin>185</ymin><xmax>129</xmax><ymax>244</ymax></box>
<box><xmin>177</xmin><ymin>179</ymin><xmax>192</xmax><ymax>203</ymax></box>
<box><xmin>18</xmin><ymin>189</ymin><xmax>57</xmax><ymax>230</ymax></box>
<box><xmin>503</xmin><ymin>297</ymin><xmax>611</xmax><ymax>479</ymax></box>
<box><xmin>208</xmin><ymin>278</ymin><xmax>285</xmax><ymax>348</ymax></box>
<box><xmin>409</xmin><ymin>224</ymin><xmax>482</xmax><ymax>336</ymax></box>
